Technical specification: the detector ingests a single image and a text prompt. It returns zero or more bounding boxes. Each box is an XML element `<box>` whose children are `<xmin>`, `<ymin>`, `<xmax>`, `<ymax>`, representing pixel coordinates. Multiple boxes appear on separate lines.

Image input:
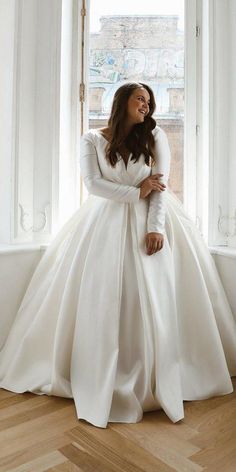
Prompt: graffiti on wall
<box><xmin>90</xmin><ymin>49</ymin><xmax>184</xmax><ymax>83</ymax></box>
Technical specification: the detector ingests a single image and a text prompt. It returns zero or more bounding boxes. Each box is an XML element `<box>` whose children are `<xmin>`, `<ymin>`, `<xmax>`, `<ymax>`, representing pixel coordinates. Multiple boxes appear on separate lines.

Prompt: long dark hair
<box><xmin>105</xmin><ymin>82</ymin><xmax>157</xmax><ymax>167</ymax></box>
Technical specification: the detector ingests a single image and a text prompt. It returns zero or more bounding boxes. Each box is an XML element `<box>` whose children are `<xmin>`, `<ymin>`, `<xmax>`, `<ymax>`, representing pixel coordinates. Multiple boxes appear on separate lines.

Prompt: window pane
<box><xmin>89</xmin><ymin>1</ymin><xmax>184</xmax><ymax>201</ymax></box>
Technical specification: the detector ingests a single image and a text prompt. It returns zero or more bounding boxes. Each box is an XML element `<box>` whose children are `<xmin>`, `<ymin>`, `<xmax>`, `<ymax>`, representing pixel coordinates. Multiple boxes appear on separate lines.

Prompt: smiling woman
<box><xmin>0</xmin><ymin>0</ymin><xmax>235</xmax><ymax>436</ymax></box>
<box><xmin>99</xmin><ymin>83</ymin><xmax>156</xmax><ymax>169</ymax></box>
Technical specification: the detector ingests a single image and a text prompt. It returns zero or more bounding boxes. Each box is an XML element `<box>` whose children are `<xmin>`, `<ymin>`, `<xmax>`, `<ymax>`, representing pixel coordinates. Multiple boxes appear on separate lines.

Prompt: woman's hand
<box><xmin>145</xmin><ymin>232</ymin><xmax>164</xmax><ymax>255</ymax></box>
<box><xmin>139</xmin><ymin>173</ymin><xmax>166</xmax><ymax>199</ymax></box>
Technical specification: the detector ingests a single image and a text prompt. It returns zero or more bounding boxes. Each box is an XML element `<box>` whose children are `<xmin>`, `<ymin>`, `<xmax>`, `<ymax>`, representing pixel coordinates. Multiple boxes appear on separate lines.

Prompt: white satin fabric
<box><xmin>0</xmin><ymin>126</ymin><xmax>235</xmax><ymax>428</ymax></box>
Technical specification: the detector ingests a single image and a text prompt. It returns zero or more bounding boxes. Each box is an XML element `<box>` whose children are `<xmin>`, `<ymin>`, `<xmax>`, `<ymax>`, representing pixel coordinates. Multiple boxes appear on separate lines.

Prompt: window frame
<box><xmin>184</xmin><ymin>0</ymin><xmax>197</xmax><ymax>222</ymax></box>
<box><xmin>195</xmin><ymin>0</ymin><xmax>235</xmax><ymax>249</ymax></box>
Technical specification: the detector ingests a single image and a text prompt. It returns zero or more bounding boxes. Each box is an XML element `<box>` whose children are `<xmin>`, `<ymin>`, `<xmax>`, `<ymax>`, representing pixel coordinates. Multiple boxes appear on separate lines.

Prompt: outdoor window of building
<box><xmin>88</xmin><ymin>0</ymin><xmax>185</xmax><ymax>202</ymax></box>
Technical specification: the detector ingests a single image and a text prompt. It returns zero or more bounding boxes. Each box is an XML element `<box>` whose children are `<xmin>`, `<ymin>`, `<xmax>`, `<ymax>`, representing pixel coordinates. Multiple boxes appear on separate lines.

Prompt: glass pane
<box><xmin>89</xmin><ymin>0</ymin><xmax>184</xmax><ymax>201</ymax></box>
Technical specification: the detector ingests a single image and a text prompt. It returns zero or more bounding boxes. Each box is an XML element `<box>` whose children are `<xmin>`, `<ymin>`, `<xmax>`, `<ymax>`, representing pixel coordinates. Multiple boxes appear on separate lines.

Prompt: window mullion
<box><xmin>184</xmin><ymin>0</ymin><xmax>197</xmax><ymax>222</ymax></box>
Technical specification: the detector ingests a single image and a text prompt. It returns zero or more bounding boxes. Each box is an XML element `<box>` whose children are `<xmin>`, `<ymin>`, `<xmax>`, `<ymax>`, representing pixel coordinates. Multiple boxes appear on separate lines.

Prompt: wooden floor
<box><xmin>0</xmin><ymin>378</ymin><xmax>235</xmax><ymax>472</ymax></box>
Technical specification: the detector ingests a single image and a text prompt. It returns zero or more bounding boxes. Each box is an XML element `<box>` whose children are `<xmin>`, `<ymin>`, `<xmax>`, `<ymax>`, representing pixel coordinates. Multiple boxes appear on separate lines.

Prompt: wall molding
<box><xmin>11</xmin><ymin>0</ymin><xmax>73</xmax><ymax>243</ymax></box>
<box><xmin>19</xmin><ymin>202</ymin><xmax>50</xmax><ymax>233</ymax></box>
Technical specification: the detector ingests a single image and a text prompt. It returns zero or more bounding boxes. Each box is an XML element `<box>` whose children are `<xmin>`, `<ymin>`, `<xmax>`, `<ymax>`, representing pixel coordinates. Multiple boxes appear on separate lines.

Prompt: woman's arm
<box><xmin>147</xmin><ymin>127</ymin><xmax>171</xmax><ymax>234</ymax></box>
<box><xmin>80</xmin><ymin>133</ymin><xmax>140</xmax><ymax>203</ymax></box>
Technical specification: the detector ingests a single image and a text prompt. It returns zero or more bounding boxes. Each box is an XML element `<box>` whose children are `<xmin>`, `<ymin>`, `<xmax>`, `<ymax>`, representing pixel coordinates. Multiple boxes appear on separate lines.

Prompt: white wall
<box><xmin>213</xmin><ymin>253</ymin><xmax>236</xmax><ymax>316</ymax></box>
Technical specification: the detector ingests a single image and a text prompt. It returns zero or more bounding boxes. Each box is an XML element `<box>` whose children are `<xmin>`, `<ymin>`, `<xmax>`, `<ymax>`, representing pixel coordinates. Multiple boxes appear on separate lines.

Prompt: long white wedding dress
<box><xmin>0</xmin><ymin>126</ymin><xmax>235</xmax><ymax>428</ymax></box>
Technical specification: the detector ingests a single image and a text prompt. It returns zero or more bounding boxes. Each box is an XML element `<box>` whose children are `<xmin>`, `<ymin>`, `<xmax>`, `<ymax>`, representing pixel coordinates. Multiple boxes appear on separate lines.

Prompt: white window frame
<box><xmin>184</xmin><ymin>0</ymin><xmax>197</xmax><ymax>223</ymax></box>
<box><xmin>195</xmin><ymin>0</ymin><xmax>236</xmax><ymax>250</ymax></box>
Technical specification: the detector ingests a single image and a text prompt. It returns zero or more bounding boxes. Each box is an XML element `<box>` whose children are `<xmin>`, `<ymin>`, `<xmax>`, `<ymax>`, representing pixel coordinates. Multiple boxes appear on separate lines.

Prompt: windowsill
<box><xmin>0</xmin><ymin>243</ymin><xmax>49</xmax><ymax>255</ymax></box>
<box><xmin>0</xmin><ymin>243</ymin><xmax>235</xmax><ymax>259</ymax></box>
<box><xmin>209</xmin><ymin>246</ymin><xmax>236</xmax><ymax>259</ymax></box>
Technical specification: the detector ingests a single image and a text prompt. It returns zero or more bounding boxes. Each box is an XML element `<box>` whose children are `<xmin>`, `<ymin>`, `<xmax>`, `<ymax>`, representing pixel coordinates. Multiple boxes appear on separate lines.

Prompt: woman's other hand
<box><xmin>145</xmin><ymin>232</ymin><xmax>164</xmax><ymax>255</ymax></box>
<box><xmin>139</xmin><ymin>173</ymin><xmax>166</xmax><ymax>199</ymax></box>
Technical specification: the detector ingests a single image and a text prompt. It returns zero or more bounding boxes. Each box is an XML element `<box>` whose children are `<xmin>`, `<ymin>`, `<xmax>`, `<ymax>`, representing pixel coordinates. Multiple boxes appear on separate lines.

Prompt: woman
<box><xmin>0</xmin><ymin>82</ymin><xmax>235</xmax><ymax>429</ymax></box>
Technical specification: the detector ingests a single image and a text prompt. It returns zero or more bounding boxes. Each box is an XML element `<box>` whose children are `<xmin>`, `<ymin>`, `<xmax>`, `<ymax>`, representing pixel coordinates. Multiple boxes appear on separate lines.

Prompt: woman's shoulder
<box><xmin>82</xmin><ymin>128</ymin><xmax>106</xmax><ymax>140</ymax></box>
<box><xmin>81</xmin><ymin>128</ymin><xmax>98</xmax><ymax>141</ymax></box>
<box><xmin>81</xmin><ymin>129</ymin><xmax>108</xmax><ymax>151</ymax></box>
<box><xmin>152</xmin><ymin>125</ymin><xmax>166</xmax><ymax>137</ymax></box>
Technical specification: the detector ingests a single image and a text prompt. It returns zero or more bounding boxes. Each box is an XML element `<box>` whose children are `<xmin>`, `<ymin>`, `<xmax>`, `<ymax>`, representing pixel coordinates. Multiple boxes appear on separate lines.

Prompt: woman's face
<box><xmin>126</xmin><ymin>87</ymin><xmax>150</xmax><ymax>126</ymax></box>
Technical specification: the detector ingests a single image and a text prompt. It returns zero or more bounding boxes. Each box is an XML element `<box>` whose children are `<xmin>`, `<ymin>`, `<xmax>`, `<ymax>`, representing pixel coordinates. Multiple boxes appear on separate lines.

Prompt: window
<box><xmin>87</xmin><ymin>0</ymin><xmax>185</xmax><ymax>203</ymax></box>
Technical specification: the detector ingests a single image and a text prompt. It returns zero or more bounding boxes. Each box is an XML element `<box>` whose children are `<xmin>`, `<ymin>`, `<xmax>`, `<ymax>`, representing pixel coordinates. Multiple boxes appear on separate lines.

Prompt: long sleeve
<box><xmin>80</xmin><ymin>133</ymin><xmax>140</xmax><ymax>203</ymax></box>
<box><xmin>147</xmin><ymin>127</ymin><xmax>171</xmax><ymax>234</ymax></box>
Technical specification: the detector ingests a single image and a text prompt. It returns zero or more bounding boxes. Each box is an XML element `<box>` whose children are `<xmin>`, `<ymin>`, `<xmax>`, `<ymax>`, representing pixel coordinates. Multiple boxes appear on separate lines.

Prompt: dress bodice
<box><xmin>80</xmin><ymin>125</ymin><xmax>171</xmax><ymax>234</ymax></box>
<box><xmin>91</xmin><ymin>129</ymin><xmax>151</xmax><ymax>187</ymax></box>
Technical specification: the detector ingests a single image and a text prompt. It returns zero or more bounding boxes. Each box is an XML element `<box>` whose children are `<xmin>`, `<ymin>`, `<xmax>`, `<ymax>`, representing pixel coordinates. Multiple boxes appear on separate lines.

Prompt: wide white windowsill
<box><xmin>1</xmin><ymin>243</ymin><xmax>236</xmax><ymax>260</ymax></box>
<box><xmin>0</xmin><ymin>244</ymin><xmax>49</xmax><ymax>255</ymax></box>
<box><xmin>209</xmin><ymin>246</ymin><xmax>236</xmax><ymax>259</ymax></box>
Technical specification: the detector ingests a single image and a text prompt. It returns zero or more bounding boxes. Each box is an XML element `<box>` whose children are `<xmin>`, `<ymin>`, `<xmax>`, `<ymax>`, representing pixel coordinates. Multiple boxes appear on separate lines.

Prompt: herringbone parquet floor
<box><xmin>0</xmin><ymin>377</ymin><xmax>235</xmax><ymax>472</ymax></box>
